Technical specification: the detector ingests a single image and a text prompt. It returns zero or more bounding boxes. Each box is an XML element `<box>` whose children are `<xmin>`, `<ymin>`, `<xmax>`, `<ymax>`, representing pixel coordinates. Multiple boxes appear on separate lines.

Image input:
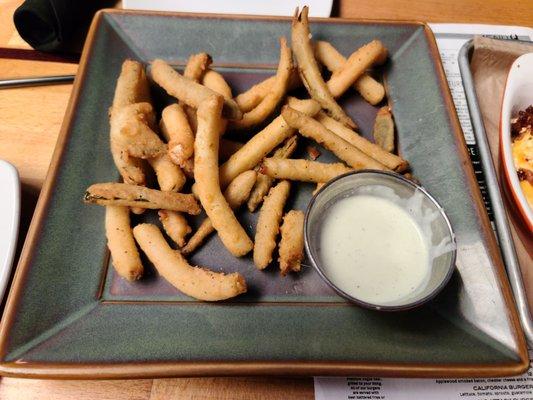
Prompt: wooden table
<box><xmin>0</xmin><ymin>0</ymin><xmax>531</xmax><ymax>398</ymax></box>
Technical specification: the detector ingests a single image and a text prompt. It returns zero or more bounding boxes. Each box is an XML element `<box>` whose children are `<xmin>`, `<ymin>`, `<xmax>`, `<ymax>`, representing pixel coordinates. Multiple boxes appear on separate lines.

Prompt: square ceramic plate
<box><xmin>0</xmin><ymin>10</ymin><xmax>528</xmax><ymax>378</ymax></box>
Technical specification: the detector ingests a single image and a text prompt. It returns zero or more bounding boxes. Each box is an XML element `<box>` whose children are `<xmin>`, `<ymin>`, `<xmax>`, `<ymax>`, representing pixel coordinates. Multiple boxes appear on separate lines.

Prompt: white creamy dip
<box><xmin>319</xmin><ymin>193</ymin><xmax>431</xmax><ymax>305</ymax></box>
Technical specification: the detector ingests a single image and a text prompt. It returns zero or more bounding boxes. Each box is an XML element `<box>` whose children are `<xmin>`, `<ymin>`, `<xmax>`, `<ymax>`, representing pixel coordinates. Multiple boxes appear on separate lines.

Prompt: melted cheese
<box><xmin>512</xmin><ymin>128</ymin><xmax>533</xmax><ymax>208</ymax></box>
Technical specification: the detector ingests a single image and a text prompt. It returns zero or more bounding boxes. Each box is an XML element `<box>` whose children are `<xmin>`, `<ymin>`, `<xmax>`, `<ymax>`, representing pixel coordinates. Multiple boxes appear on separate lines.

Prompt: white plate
<box><xmin>500</xmin><ymin>52</ymin><xmax>533</xmax><ymax>232</ymax></box>
<box><xmin>0</xmin><ymin>160</ymin><xmax>20</xmax><ymax>304</ymax></box>
<box><xmin>122</xmin><ymin>0</ymin><xmax>333</xmax><ymax>17</ymax></box>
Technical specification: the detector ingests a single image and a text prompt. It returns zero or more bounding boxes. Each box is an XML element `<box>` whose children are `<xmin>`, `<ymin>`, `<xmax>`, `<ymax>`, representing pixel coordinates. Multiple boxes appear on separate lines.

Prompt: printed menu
<box><xmin>315</xmin><ymin>351</ymin><xmax>533</xmax><ymax>400</ymax></box>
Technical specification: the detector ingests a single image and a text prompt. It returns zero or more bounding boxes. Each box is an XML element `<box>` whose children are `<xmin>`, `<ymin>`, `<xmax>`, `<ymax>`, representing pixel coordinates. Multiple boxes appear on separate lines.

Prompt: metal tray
<box><xmin>458</xmin><ymin>39</ymin><xmax>533</xmax><ymax>346</ymax></box>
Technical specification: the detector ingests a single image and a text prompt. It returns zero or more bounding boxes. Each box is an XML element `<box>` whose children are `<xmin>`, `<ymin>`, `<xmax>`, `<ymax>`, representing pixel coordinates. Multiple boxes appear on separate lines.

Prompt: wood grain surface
<box><xmin>0</xmin><ymin>59</ymin><xmax>77</xmax><ymax>193</ymax></box>
<box><xmin>0</xmin><ymin>0</ymin><xmax>531</xmax><ymax>399</ymax></box>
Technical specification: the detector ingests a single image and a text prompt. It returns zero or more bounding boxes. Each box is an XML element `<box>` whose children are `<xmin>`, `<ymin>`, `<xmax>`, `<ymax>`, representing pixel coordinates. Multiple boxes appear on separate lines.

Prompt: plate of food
<box><xmin>0</xmin><ymin>8</ymin><xmax>527</xmax><ymax>378</ymax></box>
<box><xmin>0</xmin><ymin>160</ymin><xmax>19</xmax><ymax>306</ymax></box>
<box><xmin>500</xmin><ymin>52</ymin><xmax>533</xmax><ymax>232</ymax></box>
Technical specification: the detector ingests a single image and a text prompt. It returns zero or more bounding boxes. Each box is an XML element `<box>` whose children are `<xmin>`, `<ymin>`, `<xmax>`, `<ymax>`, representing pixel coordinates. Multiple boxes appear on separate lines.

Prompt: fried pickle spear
<box><xmin>160</xmin><ymin>61</ymin><xmax>216</xmax><ymax>175</ymax></box>
<box><xmin>326</xmin><ymin>40</ymin><xmax>388</xmax><ymax>99</ymax></box>
<box><xmin>183</xmin><ymin>52</ymin><xmax>212</xmax><ymax>82</ymax></box>
<box><xmin>111</xmin><ymin>102</ymin><xmax>166</xmax><ymax>159</ymax></box>
<box><xmin>278</xmin><ymin>210</ymin><xmax>304</xmax><ymax>275</ymax></box>
<box><xmin>158</xmin><ymin>210</ymin><xmax>191</xmax><ymax>247</ymax></box>
<box><xmin>160</xmin><ymin>104</ymin><xmax>195</xmax><ymax>167</ymax></box>
<box><xmin>202</xmin><ymin>69</ymin><xmax>233</xmax><ymax>136</ymax></box>
<box><xmin>148</xmin><ymin>151</ymin><xmax>186</xmax><ymax>192</ymax></box>
<box><xmin>372</xmin><ymin>106</ymin><xmax>395</xmax><ymax>153</ymax></box>
<box><xmin>194</xmin><ymin>95</ymin><xmax>253</xmax><ymax>256</ymax></box>
<box><xmin>151</xmin><ymin>124</ymin><xmax>189</xmax><ymax>246</ymax></box>
<box><xmin>181</xmin><ymin>53</ymin><xmax>212</xmax><ymax>133</ymax></box>
<box><xmin>105</xmin><ymin>206</ymin><xmax>143</xmax><ymax>281</ymax></box>
<box><xmin>183</xmin><ymin>170</ymin><xmax>257</xmax><ymax>255</ymax></box>
<box><xmin>247</xmin><ymin>135</ymin><xmax>298</xmax><ymax>212</ymax></box>
<box><xmin>84</xmin><ymin>183</ymin><xmax>200</xmax><ymax>214</ymax></box>
<box><xmin>260</xmin><ymin>158</ymin><xmax>352</xmax><ymax>183</ymax></box>
<box><xmin>314</xmin><ymin>41</ymin><xmax>385</xmax><ymax>105</ymax></box>
<box><xmin>291</xmin><ymin>6</ymin><xmax>356</xmax><ymax>128</ymax></box>
<box><xmin>219</xmin><ymin>97</ymin><xmax>321</xmax><ymax>188</ymax></box>
<box><xmin>202</xmin><ymin>69</ymin><xmax>232</xmax><ymax>99</ymax></box>
<box><xmin>133</xmin><ymin>224</ymin><xmax>247</xmax><ymax>301</ymax></box>
<box><xmin>110</xmin><ymin>61</ymin><xmax>162</xmax><ymax>214</ymax></box>
<box><xmin>316</xmin><ymin>112</ymin><xmax>408</xmax><ymax>171</ymax></box>
<box><xmin>151</xmin><ymin>59</ymin><xmax>242</xmax><ymax>120</ymax></box>
<box><xmin>110</xmin><ymin>60</ymin><xmax>152</xmax><ymax>186</ymax></box>
<box><xmin>112</xmin><ymin>59</ymin><xmax>151</xmax><ymax>110</ymax></box>
<box><xmin>110</xmin><ymin>140</ymin><xmax>146</xmax><ymax>186</ymax></box>
<box><xmin>254</xmin><ymin>180</ymin><xmax>291</xmax><ymax>269</ymax></box>
<box><xmin>281</xmin><ymin>106</ymin><xmax>388</xmax><ymax>170</ymax></box>
<box><xmin>181</xmin><ymin>157</ymin><xmax>195</xmax><ymax>178</ymax></box>
<box><xmin>229</xmin><ymin>37</ymin><xmax>292</xmax><ymax>130</ymax></box>
<box><xmin>235</xmin><ymin>68</ymin><xmax>301</xmax><ymax>113</ymax></box>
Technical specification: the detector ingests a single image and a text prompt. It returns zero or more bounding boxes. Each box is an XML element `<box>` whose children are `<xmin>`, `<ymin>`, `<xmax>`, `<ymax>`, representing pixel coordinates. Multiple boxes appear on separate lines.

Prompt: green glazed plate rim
<box><xmin>0</xmin><ymin>9</ymin><xmax>527</xmax><ymax>379</ymax></box>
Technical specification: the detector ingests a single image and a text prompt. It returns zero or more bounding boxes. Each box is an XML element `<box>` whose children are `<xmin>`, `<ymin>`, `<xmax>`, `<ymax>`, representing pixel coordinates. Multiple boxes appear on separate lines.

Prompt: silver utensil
<box><xmin>0</xmin><ymin>74</ymin><xmax>75</xmax><ymax>89</ymax></box>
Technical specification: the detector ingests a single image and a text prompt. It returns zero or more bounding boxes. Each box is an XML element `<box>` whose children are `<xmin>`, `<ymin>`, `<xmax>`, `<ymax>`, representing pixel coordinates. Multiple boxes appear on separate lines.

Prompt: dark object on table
<box><xmin>13</xmin><ymin>0</ymin><xmax>114</xmax><ymax>53</ymax></box>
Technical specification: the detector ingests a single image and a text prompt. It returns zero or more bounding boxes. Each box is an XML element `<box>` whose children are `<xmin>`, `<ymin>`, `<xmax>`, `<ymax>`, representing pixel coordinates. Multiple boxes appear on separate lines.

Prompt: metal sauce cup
<box><xmin>304</xmin><ymin>170</ymin><xmax>456</xmax><ymax>311</ymax></box>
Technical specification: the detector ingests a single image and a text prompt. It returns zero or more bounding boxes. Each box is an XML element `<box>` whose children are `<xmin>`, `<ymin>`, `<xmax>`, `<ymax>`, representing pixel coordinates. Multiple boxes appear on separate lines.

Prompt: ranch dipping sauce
<box><xmin>320</xmin><ymin>194</ymin><xmax>430</xmax><ymax>305</ymax></box>
<box><xmin>306</xmin><ymin>172</ymin><xmax>456</xmax><ymax>310</ymax></box>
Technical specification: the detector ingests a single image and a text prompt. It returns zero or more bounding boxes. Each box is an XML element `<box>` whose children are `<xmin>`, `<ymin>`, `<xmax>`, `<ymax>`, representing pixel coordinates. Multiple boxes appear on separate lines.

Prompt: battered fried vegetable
<box><xmin>180</xmin><ymin>52</ymin><xmax>213</xmax><ymax>134</ymax></box>
<box><xmin>235</xmin><ymin>67</ymin><xmax>301</xmax><ymax>113</ymax></box>
<box><xmin>229</xmin><ymin>37</ymin><xmax>292</xmax><ymax>130</ymax></box>
<box><xmin>253</xmin><ymin>180</ymin><xmax>291</xmax><ymax>269</ymax></box>
<box><xmin>112</xmin><ymin>59</ymin><xmax>151</xmax><ymax>110</ymax></box>
<box><xmin>105</xmin><ymin>206</ymin><xmax>143</xmax><ymax>281</ymax></box>
<box><xmin>148</xmin><ymin>151</ymin><xmax>186</xmax><ymax>192</ymax></box>
<box><xmin>133</xmin><ymin>224</ymin><xmax>247</xmax><ymax>301</ymax></box>
<box><xmin>151</xmin><ymin>59</ymin><xmax>242</xmax><ymax>120</ymax></box>
<box><xmin>278</xmin><ymin>210</ymin><xmax>304</xmax><ymax>275</ymax></box>
<box><xmin>202</xmin><ymin>68</ymin><xmax>233</xmax><ymax>136</ymax></box>
<box><xmin>260</xmin><ymin>158</ymin><xmax>352</xmax><ymax>183</ymax></box>
<box><xmin>194</xmin><ymin>95</ymin><xmax>253</xmax><ymax>257</ymax></box>
<box><xmin>109</xmin><ymin>60</ymin><xmax>152</xmax><ymax>186</ymax></box>
<box><xmin>316</xmin><ymin>112</ymin><xmax>407</xmax><ymax>171</ymax></box>
<box><xmin>247</xmin><ymin>135</ymin><xmax>298</xmax><ymax>212</ymax></box>
<box><xmin>182</xmin><ymin>170</ymin><xmax>257</xmax><ymax>255</ymax></box>
<box><xmin>219</xmin><ymin>97</ymin><xmax>320</xmax><ymax>188</ymax></box>
<box><xmin>372</xmin><ymin>106</ymin><xmax>395</xmax><ymax>153</ymax></box>
<box><xmin>110</xmin><ymin>140</ymin><xmax>146</xmax><ymax>186</ymax></box>
<box><xmin>160</xmin><ymin>104</ymin><xmax>195</xmax><ymax>167</ymax></box>
<box><xmin>181</xmin><ymin>157</ymin><xmax>195</xmax><ymax>178</ymax></box>
<box><xmin>202</xmin><ymin>69</ymin><xmax>232</xmax><ymax>100</ymax></box>
<box><xmin>281</xmin><ymin>106</ymin><xmax>388</xmax><ymax>170</ymax></box>
<box><xmin>185</xmin><ymin>107</ymin><xmax>198</xmax><ymax>133</ymax></box>
<box><xmin>326</xmin><ymin>40</ymin><xmax>388</xmax><ymax>99</ymax></box>
<box><xmin>84</xmin><ymin>183</ymin><xmax>201</xmax><ymax>214</ymax></box>
<box><xmin>314</xmin><ymin>41</ymin><xmax>385</xmax><ymax>105</ymax></box>
<box><xmin>291</xmin><ymin>7</ymin><xmax>356</xmax><ymax>128</ymax></box>
<box><xmin>183</xmin><ymin>52</ymin><xmax>212</xmax><ymax>82</ymax></box>
<box><xmin>111</xmin><ymin>102</ymin><xmax>166</xmax><ymax>159</ymax></box>
<box><xmin>158</xmin><ymin>210</ymin><xmax>191</xmax><ymax>247</ymax></box>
